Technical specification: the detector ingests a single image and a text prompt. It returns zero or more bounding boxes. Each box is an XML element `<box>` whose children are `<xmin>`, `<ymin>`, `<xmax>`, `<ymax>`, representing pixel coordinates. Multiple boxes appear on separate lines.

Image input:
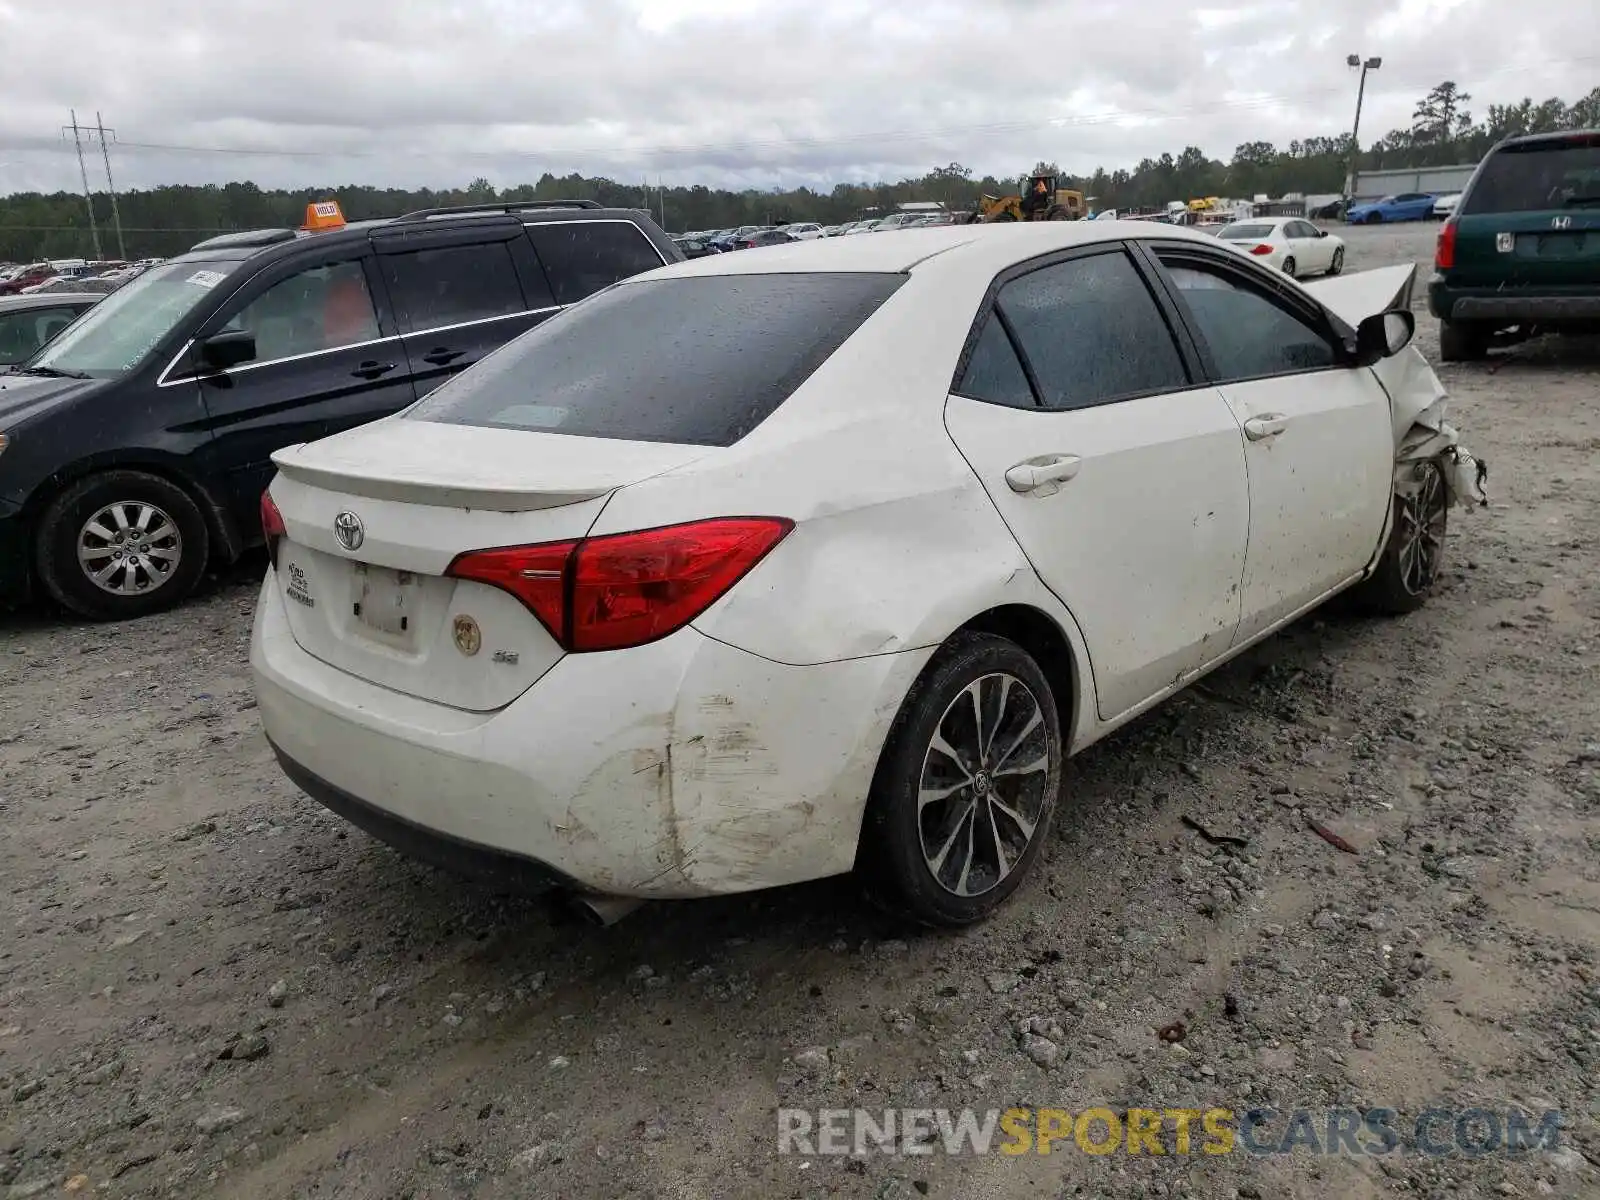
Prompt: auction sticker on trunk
<box><xmin>284</xmin><ymin>562</ymin><xmax>315</xmax><ymax>608</ymax></box>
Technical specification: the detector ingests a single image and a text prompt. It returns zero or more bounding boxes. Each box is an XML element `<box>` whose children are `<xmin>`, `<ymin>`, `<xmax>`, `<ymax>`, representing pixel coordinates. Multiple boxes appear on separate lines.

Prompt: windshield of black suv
<box><xmin>1462</xmin><ymin>136</ymin><xmax>1600</xmax><ymax>215</ymax></box>
<box><xmin>21</xmin><ymin>259</ymin><xmax>232</xmax><ymax>378</ymax></box>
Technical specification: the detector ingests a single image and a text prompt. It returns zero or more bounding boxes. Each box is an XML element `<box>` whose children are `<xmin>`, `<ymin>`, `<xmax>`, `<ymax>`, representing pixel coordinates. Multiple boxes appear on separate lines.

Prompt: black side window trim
<box><xmin>1133</xmin><ymin>240</ymin><xmax>1353</xmax><ymax>385</ymax></box>
<box><xmin>950</xmin><ymin>242</ymin><xmax>1208</xmax><ymax>413</ymax></box>
<box><xmin>950</xmin><ymin>307</ymin><xmax>1042</xmax><ymax>407</ymax></box>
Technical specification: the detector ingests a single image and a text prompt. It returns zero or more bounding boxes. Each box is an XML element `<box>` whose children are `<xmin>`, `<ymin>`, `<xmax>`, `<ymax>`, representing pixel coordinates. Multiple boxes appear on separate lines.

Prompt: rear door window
<box><xmin>380</xmin><ymin>241</ymin><xmax>528</xmax><ymax>333</ymax></box>
<box><xmin>1463</xmin><ymin>136</ymin><xmax>1600</xmax><ymax>214</ymax></box>
<box><xmin>406</xmin><ymin>272</ymin><xmax>903</xmax><ymax>446</ymax></box>
<box><xmin>524</xmin><ymin>221</ymin><xmax>668</xmax><ymax>306</ymax></box>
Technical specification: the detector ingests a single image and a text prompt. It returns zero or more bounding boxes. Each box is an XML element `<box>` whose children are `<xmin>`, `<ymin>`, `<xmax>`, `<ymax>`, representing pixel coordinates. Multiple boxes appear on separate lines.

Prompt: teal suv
<box><xmin>1429</xmin><ymin>129</ymin><xmax>1600</xmax><ymax>361</ymax></box>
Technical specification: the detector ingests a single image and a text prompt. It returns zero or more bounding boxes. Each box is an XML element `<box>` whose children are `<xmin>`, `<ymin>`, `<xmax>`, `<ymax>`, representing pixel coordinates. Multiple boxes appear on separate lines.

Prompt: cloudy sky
<box><xmin>0</xmin><ymin>0</ymin><xmax>1594</xmax><ymax>196</ymax></box>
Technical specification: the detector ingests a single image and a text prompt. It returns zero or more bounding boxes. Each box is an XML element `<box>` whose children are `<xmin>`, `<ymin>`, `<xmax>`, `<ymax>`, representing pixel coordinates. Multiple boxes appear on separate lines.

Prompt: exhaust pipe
<box><xmin>571</xmin><ymin>894</ymin><xmax>644</xmax><ymax>927</ymax></box>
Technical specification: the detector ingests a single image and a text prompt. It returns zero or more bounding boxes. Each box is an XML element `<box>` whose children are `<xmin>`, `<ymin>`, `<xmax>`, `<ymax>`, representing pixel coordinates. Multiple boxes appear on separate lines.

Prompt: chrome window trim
<box><xmin>398</xmin><ymin>305</ymin><xmax>562</xmax><ymax>341</ymax></box>
<box><xmin>156</xmin><ymin>306</ymin><xmax>563</xmax><ymax>387</ymax></box>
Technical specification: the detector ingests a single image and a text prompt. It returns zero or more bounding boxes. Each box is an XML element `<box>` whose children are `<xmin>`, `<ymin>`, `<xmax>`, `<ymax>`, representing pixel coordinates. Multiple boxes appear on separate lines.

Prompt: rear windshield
<box><xmin>1217</xmin><ymin>223</ymin><xmax>1274</xmax><ymax>239</ymax></box>
<box><xmin>1463</xmin><ymin>135</ymin><xmax>1600</xmax><ymax>215</ymax></box>
<box><xmin>405</xmin><ymin>271</ymin><xmax>904</xmax><ymax>447</ymax></box>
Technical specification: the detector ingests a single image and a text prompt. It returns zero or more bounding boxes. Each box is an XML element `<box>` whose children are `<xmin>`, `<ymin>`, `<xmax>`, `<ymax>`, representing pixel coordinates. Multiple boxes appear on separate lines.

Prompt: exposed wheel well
<box><xmin>956</xmin><ymin>604</ymin><xmax>1081</xmax><ymax>747</ymax></box>
<box><xmin>18</xmin><ymin>461</ymin><xmax>245</xmax><ymax>581</ymax></box>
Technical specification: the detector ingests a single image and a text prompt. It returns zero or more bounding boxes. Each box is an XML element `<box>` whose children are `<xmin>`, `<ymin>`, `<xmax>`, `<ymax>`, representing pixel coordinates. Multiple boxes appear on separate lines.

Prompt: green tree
<box><xmin>1413</xmin><ymin>81</ymin><xmax>1473</xmax><ymax>146</ymax></box>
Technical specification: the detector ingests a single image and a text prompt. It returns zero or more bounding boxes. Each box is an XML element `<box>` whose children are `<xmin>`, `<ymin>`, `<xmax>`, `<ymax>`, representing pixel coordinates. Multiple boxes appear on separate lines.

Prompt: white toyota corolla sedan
<box><xmin>251</xmin><ymin>222</ymin><xmax>1485</xmax><ymax>928</ymax></box>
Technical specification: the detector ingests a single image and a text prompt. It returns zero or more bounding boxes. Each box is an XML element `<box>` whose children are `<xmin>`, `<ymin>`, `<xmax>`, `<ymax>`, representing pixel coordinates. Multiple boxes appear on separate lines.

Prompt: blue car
<box><xmin>1345</xmin><ymin>192</ymin><xmax>1438</xmax><ymax>224</ymax></box>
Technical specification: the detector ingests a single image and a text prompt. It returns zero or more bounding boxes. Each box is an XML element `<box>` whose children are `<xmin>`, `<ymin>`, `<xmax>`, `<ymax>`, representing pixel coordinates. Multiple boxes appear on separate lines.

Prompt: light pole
<box><xmin>1345</xmin><ymin>54</ymin><xmax>1381</xmax><ymax>202</ymax></box>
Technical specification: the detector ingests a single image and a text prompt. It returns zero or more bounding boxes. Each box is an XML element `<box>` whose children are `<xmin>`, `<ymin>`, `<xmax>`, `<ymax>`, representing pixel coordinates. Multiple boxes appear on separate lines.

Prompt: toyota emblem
<box><xmin>333</xmin><ymin>511</ymin><xmax>365</xmax><ymax>552</ymax></box>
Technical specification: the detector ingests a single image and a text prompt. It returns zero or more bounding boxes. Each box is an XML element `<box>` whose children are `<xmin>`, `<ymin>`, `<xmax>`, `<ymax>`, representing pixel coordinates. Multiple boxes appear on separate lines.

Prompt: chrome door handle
<box><xmin>1005</xmin><ymin>454</ymin><xmax>1081</xmax><ymax>493</ymax></box>
<box><xmin>1243</xmin><ymin>414</ymin><xmax>1288</xmax><ymax>441</ymax></box>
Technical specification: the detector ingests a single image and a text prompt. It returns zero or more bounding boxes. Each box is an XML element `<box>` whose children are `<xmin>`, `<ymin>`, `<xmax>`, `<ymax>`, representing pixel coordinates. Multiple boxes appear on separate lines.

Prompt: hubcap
<box><xmin>76</xmin><ymin>501</ymin><xmax>183</xmax><ymax>596</ymax></box>
<box><xmin>1396</xmin><ymin>463</ymin><xmax>1447</xmax><ymax>596</ymax></box>
<box><xmin>917</xmin><ymin>672</ymin><xmax>1053</xmax><ymax>898</ymax></box>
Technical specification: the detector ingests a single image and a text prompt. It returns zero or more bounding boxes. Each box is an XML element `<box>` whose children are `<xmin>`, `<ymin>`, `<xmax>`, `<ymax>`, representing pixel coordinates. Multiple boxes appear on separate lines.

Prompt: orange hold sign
<box><xmin>300</xmin><ymin>200</ymin><xmax>347</xmax><ymax>232</ymax></box>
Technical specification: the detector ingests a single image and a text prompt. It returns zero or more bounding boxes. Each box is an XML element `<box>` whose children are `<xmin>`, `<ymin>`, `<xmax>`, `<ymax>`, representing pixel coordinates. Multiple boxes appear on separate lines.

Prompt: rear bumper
<box><xmin>250</xmin><ymin>570</ymin><xmax>931</xmax><ymax>899</ymax></box>
<box><xmin>1428</xmin><ymin>279</ymin><xmax>1600</xmax><ymax>323</ymax></box>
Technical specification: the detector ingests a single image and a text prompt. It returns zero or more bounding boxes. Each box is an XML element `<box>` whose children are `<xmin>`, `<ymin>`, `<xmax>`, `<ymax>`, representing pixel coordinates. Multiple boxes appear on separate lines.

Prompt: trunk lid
<box><xmin>267</xmin><ymin>418</ymin><xmax>710</xmax><ymax>712</ymax></box>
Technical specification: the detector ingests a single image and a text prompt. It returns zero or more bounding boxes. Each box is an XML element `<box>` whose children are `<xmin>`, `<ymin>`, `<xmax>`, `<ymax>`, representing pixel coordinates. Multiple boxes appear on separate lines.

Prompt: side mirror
<box><xmin>198</xmin><ymin>329</ymin><xmax>256</xmax><ymax>371</ymax></box>
<box><xmin>1354</xmin><ymin>309</ymin><xmax>1415</xmax><ymax>365</ymax></box>
<box><xmin>1317</xmin><ymin>229</ymin><xmax>1328</xmax><ymax>238</ymax></box>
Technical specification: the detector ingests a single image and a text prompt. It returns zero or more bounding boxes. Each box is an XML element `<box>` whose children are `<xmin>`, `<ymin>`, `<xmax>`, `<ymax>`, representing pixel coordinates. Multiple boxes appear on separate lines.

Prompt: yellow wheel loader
<box><xmin>976</xmin><ymin>175</ymin><xmax>1086</xmax><ymax>223</ymax></box>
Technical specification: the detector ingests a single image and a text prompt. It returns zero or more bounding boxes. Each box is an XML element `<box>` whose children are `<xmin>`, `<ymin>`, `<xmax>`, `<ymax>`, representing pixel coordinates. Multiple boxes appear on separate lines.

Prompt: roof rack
<box><xmin>188</xmin><ymin>228</ymin><xmax>298</xmax><ymax>253</ymax></box>
<box><xmin>392</xmin><ymin>200</ymin><xmax>604</xmax><ymax>223</ymax></box>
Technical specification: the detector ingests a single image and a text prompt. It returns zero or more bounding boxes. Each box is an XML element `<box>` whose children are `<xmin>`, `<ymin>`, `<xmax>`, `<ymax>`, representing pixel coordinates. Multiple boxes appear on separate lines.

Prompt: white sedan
<box><xmin>1215</xmin><ymin>217</ymin><xmax>1346</xmax><ymax>278</ymax></box>
<box><xmin>1432</xmin><ymin>193</ymin><xmax>1461</xmax><ymax>219</ymax></box>
<box><xmin>251</xmin><ymin>222</ymin><xmax>1484</xmax><ymax>928</ymax></box>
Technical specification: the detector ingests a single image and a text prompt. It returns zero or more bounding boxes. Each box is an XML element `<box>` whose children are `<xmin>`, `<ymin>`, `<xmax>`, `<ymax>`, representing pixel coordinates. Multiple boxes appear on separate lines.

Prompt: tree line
<box><xmin>3</xmin><ymin>81</ymin><xmax>1595</xmax><ymax>263</ymax></box>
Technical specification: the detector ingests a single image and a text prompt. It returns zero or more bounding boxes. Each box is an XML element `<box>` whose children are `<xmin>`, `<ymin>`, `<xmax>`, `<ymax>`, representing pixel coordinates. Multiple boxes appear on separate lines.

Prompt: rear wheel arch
<box><xmin>954</xmin><ymin>604</ymin><xmax>1082</xmax><ymax>746</ymax></box>
<box><xmin>21</xmin><ymin>456</ymin><xmax>245</xmax><ymax>570</ymax></box>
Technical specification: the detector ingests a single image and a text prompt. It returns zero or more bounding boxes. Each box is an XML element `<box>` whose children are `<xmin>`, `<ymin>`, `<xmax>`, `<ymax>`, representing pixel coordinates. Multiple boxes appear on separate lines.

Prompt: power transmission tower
<box><xmin>61</xmin><ymin>110</ymin><xmax>103</xmax><ymax>259</ymax></box>
<box><xmin>93</xmin><ymin>113</ymin><xmax>127</xmax><ymax>260</ymax></box>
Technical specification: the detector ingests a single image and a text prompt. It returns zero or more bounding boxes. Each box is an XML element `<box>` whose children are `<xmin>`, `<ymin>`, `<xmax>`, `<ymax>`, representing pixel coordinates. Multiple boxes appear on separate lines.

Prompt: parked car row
<box><xmin>672</xmin><ymin>210</ymin><xmax>963</xmax><ymax>254</ymax></box>
<box><xmin>0</xmin><ymin>257</ymin><xmax>160</xmax><ymax>297</ymax></box>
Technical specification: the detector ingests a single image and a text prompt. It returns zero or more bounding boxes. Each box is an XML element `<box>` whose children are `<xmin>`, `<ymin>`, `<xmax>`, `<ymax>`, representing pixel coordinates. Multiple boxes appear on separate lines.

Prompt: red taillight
<box><xmin>446</xmin><ymin>517</ymin><xmax>793</xmax><ymax>652</ymax></box>
<box><xmin>1249</xmin><ymin>243</ymin><xmax>1273</xmax><ymax>256</ymax></box>
<box><xmin>1435</xmin><ymin>218</ymin><xmax>1457</xmax><ymax>270</ymax></box>
<box><xmin>442</xmin><ymin>537</ymin><xmax>575</xmax><ymax>643</ymax></box>
<box><xmin>261</xmin><ymin>490</ymin><xmax>286</xmax><ymax>568</ymax></box>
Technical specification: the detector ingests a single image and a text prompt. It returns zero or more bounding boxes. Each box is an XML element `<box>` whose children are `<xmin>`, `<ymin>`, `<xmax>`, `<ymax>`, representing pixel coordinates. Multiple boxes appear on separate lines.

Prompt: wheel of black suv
<box><xmin>35</xmin><ymin>470</ymin><xmax>210</xmax><ymax>621</ymax></box>
<box><xmin>1349</xmin><ymin>458</ymin><xmax>1449</xmax><ymax>616</ymax></box>
<box><xmin>1438</xmin><ymin>319</ymin><xmax>1491</xmax><ymax>363</ymax></box>
<box><xmin>1282</xmin><ymin>256</ymin><xmax>1298</xmax><ymax>278</ymax></box>
<box><xmin>859</xmin><ymin>632</ymin><xmax>1063</xmax><ymax>927</ymax></box>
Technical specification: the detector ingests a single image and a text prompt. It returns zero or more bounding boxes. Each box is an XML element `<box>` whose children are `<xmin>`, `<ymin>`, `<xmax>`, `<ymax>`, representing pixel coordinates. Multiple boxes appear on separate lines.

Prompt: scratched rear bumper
<box><xmin>251</xmin><ymin>569</ymin><xmax>930</xmax><ymax>899</ymax></box>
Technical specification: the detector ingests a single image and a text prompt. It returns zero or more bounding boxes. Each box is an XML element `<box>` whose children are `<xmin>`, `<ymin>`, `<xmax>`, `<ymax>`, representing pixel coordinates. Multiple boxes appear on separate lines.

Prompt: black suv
<box><xmin>0</xmin><ymin>200</ymin><xmax>681</xmax><ymax>620</ymax></box>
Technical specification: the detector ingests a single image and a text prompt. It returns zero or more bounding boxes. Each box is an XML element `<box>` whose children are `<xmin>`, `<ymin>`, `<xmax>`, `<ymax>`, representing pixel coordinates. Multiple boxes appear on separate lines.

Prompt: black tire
<box><xmin>35</xmin><ymin>470</ymin><xmax>210</xmax><ymax>621</ymax></box>
<box><xmin>858</xmin><ymin>631</ymin><xmax>1063</xmax><ymax>927</ymax></box>
<box><xmin>1348</xmin><ymin>459</ymin><xmax>1448</xmax><ymax>616</ymax></box>
<box><xmin>1329</xmin><ymin>246</ymin><xmax>1345</xmax><ymax>275</ymax></box>
<box><xmin>1282</xmin><ymin>256</ymin><xmax>1297</xmax><ymax>278</ymax></box>
<box><xmin>1365</xmin><ymin>212</ymin><xmax>1383</xmax><ymax>225</ymax></box>
<box><xmin>1438</xmin><ymin>319</ymin><xmax>1490</xmax><ymax>363</ymax></box>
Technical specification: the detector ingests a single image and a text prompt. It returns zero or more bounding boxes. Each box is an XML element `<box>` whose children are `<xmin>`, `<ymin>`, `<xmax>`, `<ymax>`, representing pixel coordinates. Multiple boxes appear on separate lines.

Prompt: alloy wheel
<box><xmin>76</xmin><ymin>500</ymin><xmax>183</xmax><ymax>596</ymax></box>
<box><xmin>1396</xmin><ymin>462</ymin><xmax>1447</xmax><ymax>596</ymax></box>
<box><xmin>916</xmin><ymin>672</ymin><xmax>1052</xmax><ymax>897</ymax></box>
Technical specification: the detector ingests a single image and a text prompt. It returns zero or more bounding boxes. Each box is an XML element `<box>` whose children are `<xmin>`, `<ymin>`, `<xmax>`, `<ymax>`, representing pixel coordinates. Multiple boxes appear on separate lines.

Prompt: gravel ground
<box><xmin>3</xmin><ymin>222</ymin><xmax>1598</xmax><ymax>1200</ymax></box>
